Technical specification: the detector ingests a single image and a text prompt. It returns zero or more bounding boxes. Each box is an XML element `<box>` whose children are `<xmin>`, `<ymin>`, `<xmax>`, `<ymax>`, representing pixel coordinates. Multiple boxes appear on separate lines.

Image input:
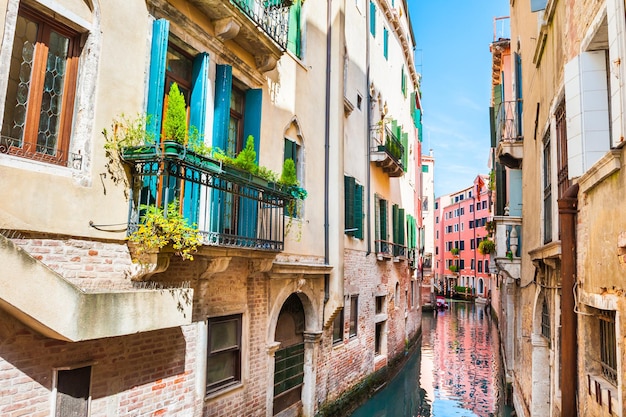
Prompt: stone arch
<box><xmin>530</xmin><ymin>284</ymin><xmax>551</xmax><ymax>416</ymax></box>
<box><xmin>266</xmin><ymin>282</ymin><xmax>321</xmax><ymax>417</ymax></box>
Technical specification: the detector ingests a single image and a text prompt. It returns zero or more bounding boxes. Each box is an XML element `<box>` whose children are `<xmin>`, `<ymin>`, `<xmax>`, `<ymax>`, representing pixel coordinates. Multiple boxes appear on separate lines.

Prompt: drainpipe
<box><xmin>324</xmin><ymin>0</ymin><xmax>332</xmax><ymax>266</ymax></box>
<box><xmin>365</xmin><ymin>0</ymin><xmax>371</xmax><ymax>256</ymax></box>
<box><xmin>558</xmin><ymin>182</ymin><xmax>579</xmax><ymax>417</ymax></box>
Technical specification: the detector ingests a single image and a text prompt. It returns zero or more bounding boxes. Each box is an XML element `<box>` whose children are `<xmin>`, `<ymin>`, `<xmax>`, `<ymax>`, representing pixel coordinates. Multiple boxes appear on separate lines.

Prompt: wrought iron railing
<box><xmin>127</xmin><ymin>153</ymin><xmax>292</xmax><ymax>252</ymax></box>
<box><xmin>374</xmin><ymin>240</ymin><xmax>406</xmax><ymax>259</ymax></box>
<box><xmin>0</xmin><ymin>135</ymin><xmax>83</xmax><ymax>169</ymax></box>
<box><xmin>231</xmin><ymin>0</ymin><xmax>291</xmax><ymax>50</ymax></box>
<box><xmin>495</xmin><ymin>100</ymin><xmax>523</xmax><ymax>143</ymax></box>
<box><xmin>383</xmin><ymin>126</ymin><xmax>404</xmax><ymax>166</ymax></box>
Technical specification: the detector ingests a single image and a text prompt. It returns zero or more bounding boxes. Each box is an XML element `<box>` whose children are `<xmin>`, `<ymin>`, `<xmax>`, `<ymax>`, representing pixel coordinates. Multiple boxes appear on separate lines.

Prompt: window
<box><xmin>284</xmin><ymin>138</ymin><xmax>302</xmax><ymax>194</ymax></box>
<box><xmin>375</xmin><ymin>295</ymin><xmax>385</xmax><ymax>314</ymax></box>
<box><xmin>207</xmin><ymin>314</ymin><xmax>242</xmax><ymax>393</ymax></box>
<box><xmin>543</xmin><ymin>132</ymin><xmax>553</xmax><ymax>244</ymax></box>
<box><xmin>478</xmin><ymin>260</ymin><xmax>483</xmax><ymax>273</ymax></box>
<box><xmin>434</xmin><ymin>201</ymin><xmax>438</xmax><ymax>209</ymax></box>
<box><xmin>555</xmin><ymin>102</ymin><xmax>569</xmax><ymax>198</ymax></box>
<box><xmin>2</xmin><ymin>6</ymin><xmax>81</xmax><ymax>166</ymax></box>
<box><xmin>469</xmin><ymin>220</ymin><xmax>474</xmax><ymax>229</ymax></box>
<box><xmin>375</xmin><ymin>195</ymin><xmax>388</xmax><ymax>253</ymax></box>
<box><xmin>599</xmin><ymin>310</ymin><xmax>617</xmax><ymax>385</ymax></box>
<box><xmin>345</xmin><ymin>176</ymin><xmax>364</xmax><ymax>239</ymax></box>
<box><xmin>401</xmin><ymin>65</ymin><xmax>407</xmax><ymax>97</ymax></box>
<box><xmin>476</xmin><ymin>203</ymin><xmax>480</xmax><ymax>211</ymax></box>
<box><xmin>55</xmin><ymin>366</ymin><xmax>91</xmax><ymax>416</ymax></box>
<box><xmin>459</xmin><ymin>259</ymin><xmax>465</xmax><ymax>269</ymax></box>
<box><xmin>392</xmin><ymin>204</ymin><xmax>405</xmax><ymax>256</ymax></box>
<box><xmin>459</xmin><ymin>240</ymin><xmax>465</xmax><ymax>250</ymax></box>
<box><xmin>471</xmin><ymin>239</ymin><xmax>475</xmax><ymax>250</ymax></box>
<box><xmin>484</xmin><ymin>260</ymin><xmax>489</xmax><ymax>273</ymax></box>
<box><xmin>375</xmin><ymin>322</ymin><xmax>384</xmax><ymax>355</ymax></box>
<box><xmin>471</xmin><ymin>259</ymin><xmax>475</xmax><ymax>270</ymax></box>
<box><xmin>454</xmin><ymin>224</ymin><xmax>458</xmax><ymax>232</ymax></box>
<box><xmin>349</xmin><ymin>295</ymin><xmax>358</xmax><ymax>338</ymax></box>
<box><xmin>541</xmin><ymin>297</ymin><xmax>550</xmax><ymax>340</ymax></box>
<box><xmin>482</xmin><ymin>201</ymin><xmax>487</xmax><ymax>209</ymax></box>
<box><xmin>333</xmin><ymin>309</ymin><xmax>344</xmax><ymax>344</ymax></box>
<box><xmin>423</xmin><ymin>196</ymin><xmax>429</xmax><ymax>212</ymax></box>
<box><xmin>422</xmin><ymin>165</ymin><xmax>429</xmax><ymax>173</ymax></box>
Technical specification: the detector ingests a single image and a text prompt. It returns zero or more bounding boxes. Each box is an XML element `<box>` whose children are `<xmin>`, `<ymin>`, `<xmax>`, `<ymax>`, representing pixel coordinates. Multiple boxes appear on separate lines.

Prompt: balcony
<box><xmin>495</xmin><ymin>100</ymin><xmax>524</xmax><ymax>169</ymax></box>
<box><xmin>126</xmin><ymin>147</ymin><xmax>293</xmax><ymax>256</ymax></box>
<box><xmin>375</xmin><ymin>240</ymin><xmax>407</xmax><ymax>261</ymax></box>
<box><xmin>492</xmin><ymin>215</ymin><xmax>522</xmax><ymax>280</ymax></box>
<box><xmin>187</xmin><ymin>0</ymin><xmax>292</xmax><ymax>72</ymax></box>
<box><xmin>370</xmin><ymin>125</ymin><xmax>405</xmax><ymax>177</ymax></box>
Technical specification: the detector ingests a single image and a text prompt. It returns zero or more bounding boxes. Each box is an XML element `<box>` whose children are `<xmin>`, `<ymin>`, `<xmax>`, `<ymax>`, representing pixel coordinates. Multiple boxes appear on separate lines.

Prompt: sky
<box><xmin>408</xmin><ymin>1</ymin><xmax>511</xmax><ymax>197</ymax></box>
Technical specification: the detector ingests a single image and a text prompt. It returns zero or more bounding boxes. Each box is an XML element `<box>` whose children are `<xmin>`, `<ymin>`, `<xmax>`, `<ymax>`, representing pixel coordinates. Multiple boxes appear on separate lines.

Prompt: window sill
<box><xmin>0</xmin><ymin>153</ymin><xmax>78</xmax><ymax>179</ymax></box>
<box><xmin>586</xmin><ymin>373</ymin><xmax>618</xmax><ymax>413</ymax></box>
<box><xmin>578</xmin><ymin>149</ymin><xmax>621</xmax><ymax>195</ymax></box>
<box><xmin>205</xmin><ymin>381</ymin><xmax>243</xmax><ymax>401</ymax></box>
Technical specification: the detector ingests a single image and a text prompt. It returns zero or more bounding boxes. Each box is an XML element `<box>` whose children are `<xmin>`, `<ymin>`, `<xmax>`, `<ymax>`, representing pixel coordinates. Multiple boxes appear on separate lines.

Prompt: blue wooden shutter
<box><xmin>146</xmin><ymin>19</ymin><xmax>169</xmax><ymax>141</ymax></box>
<box><xmin>212</xmin><ymin>65</ymin><xmax>232</xmax><ymax>151</ymax></box>
<box><xmin>369</xmin><ymin>1</ymin><xmax>376</xmax><ymax>36</ymax></box>
<box><xmin>355</xmin><ymin>184</ymin><xmax>364</xmax><ymax>239</ymax></box>
<box><xmin>383</xmin><ymin>28</ymin><xmax>389</xmax><ymax>59</ymax></box>
<box><xmin>183</xmin><ymin>52</ymin><xmax>210</xmax><ymax>224</ymax></box>
<box><xmin>243</xmin><ymin>88</ymin><xmax>262</xmax><ymax>164</ymax></box>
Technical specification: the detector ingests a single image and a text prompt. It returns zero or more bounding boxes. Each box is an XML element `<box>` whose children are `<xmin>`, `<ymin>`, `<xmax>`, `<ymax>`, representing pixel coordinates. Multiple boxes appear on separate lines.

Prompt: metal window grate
<box><xmin>599</xmin><ymin>310</ymin><xmax>617</xmax><ymax>385</ymax></box>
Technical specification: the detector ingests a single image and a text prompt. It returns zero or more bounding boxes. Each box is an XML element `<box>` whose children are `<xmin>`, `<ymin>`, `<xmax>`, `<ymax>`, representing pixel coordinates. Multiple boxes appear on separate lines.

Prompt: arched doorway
<box><xmin>478</xmin><ymin>278</ymin><xmax>484</xmax><ymax>296</ymax></box>
<box><xmin>273</xmin><ymin>294</ymin><xmax>305</xmax><ymax>415</ymax></box>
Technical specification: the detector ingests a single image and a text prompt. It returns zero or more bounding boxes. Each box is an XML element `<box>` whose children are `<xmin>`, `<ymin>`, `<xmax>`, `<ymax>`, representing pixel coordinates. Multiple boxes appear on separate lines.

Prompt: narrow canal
<box><xmin>350</xmin><ymin>301</ymin><xmax>512</xmax><ymax>417</ymax></box>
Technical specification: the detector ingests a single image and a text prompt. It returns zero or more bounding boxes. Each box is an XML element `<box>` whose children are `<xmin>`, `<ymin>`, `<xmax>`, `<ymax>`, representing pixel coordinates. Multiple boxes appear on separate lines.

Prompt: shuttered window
<box><xmin>287</xmin><ymin>0</ymin><xmax>302</xmax><ymax>57</ymax></box>
<box><xmin>369</xmin><ymin>1</ymin><xmax>376</xmax><ymax>36</ymax></box>
<box><xmin>344</xmin><ymin>176</ymin><xmax>363</xmax><ymax>239</ymax></box>
<box><xmin>383</xmin><ymin>28</ymin><xmax>389</xmax><ymax>59</ymax></box>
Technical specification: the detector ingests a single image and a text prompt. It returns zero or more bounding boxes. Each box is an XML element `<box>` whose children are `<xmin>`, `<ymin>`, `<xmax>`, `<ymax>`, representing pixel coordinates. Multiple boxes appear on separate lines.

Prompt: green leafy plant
<box><xmin>233</xmin><ymin>135</ymin><xmax>258</xmax><ymax>174</ymax></box>
<box><xmin>506</xmin><ymin>250</ymin><xmax>514</xmax><ymax>261</ymax></box>
<box><xmin>280</xmin><ymin>158</ymin><xmax>298</xmax><ymax>186</ymax></box>
<box><xmin>485</xmin><ymin>220</ymin><xmax>495</xmax><ymax>237</ymax></box>
<box><xmin>163</xmin><ymin>83</ymin><xmax>188</xmax><ymax>144</ymax></box>
<box><xmin>257</xmin><ymin>165</ymin><xmax>279</xmax><ymax>183</ymax></box>
<box><xmin>449</xmin><ymin>264</ymin><xmax>459</xmax><ymax>273</ymax></box>
<box><xmin>450</xmin><ymin>247</ymin><xmax>459</xmax><ymax>256</ymax></box>
<box><xmin>478</xmin><ymin>238</ymin><xmax>496</xmax><ymax>255</ymax></box>
<box><xmin>128</xmin><ymin>199</ymin><xmax>201</xmax><ymax>262</ymax></box>
<box><xmin>103</xmin><ymin>113</ymin><xmax>154</xmax><ymax>152</ymax></box>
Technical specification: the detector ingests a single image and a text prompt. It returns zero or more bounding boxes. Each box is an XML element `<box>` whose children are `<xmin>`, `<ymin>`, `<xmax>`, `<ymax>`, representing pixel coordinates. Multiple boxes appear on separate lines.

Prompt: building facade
<box><xmin>433</xmin><ymin>179</ymin><xmax>491</xmax><ymax>300</ymax></box>
<box><xmin>494</xmin><ymin>0</ymin><xmax>626</xmax><ymax>415</ymax></box>
<box><xmin>0</xmin><ymin>0</ymin><xmax>422</xmax><ymax>416</ymax></box>
<box><xmin>420</xmin><ymin>151</ymin><xmax>435</xmax><ymax>307</ymax></box>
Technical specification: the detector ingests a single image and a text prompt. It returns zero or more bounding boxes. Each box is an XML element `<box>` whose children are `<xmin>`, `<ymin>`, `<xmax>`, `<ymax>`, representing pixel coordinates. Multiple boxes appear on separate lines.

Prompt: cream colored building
<box><xmin>496</xmin><ymin>0</ymin><xmax>626</xmax><ymax>416</ymax></box>
<box><xmin>0</xmin><ymin>0</ymin><xmax>422</xmax><ymax>416</ymax></box>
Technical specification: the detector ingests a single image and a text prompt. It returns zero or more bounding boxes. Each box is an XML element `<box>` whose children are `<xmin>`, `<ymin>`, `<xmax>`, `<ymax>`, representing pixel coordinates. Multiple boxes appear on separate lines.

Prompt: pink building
<box><xmin>434</xmin><ymin>176</ymin><xmax>492</xmax><ymax>298</ymax></box>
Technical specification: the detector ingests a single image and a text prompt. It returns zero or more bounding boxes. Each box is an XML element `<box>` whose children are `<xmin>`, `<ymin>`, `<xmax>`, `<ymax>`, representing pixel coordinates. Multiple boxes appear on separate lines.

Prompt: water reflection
<box><xmin>351</xmin><ymin>301</ymin><xmax>510</xmax><ymax>417</ymax></box>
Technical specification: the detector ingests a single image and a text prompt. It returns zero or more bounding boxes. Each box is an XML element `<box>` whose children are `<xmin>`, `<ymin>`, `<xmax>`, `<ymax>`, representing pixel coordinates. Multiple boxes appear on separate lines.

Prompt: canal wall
<box><xmin>315</xmin><ymin>329</ymin><xmax>423</xmax><ymax>417</ymax></box>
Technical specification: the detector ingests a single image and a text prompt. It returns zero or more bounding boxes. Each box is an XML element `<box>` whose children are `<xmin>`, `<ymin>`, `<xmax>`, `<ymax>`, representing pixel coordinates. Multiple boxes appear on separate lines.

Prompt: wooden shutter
<box><xmin>369</xmin><ymin>1</ymin><xmax>376</xmax><ymax>36</ymax></box>
<box><xmin>380</xmin><ymin>198</ymin><xmax>388</xmax><ymax>243</ymax></box>
<box><xmin>355</xmin><ymin>183</ymin><xmax>364</xmax><ymax>239</ymax></box>
<box><xmin>287</xmin><ymin>0</ymin><xmax>302</xmax><ymax>57</ymax></box>
<box><xmin>189</xmin><ymin>52</ymin><xmax>209</xmax><ymax>143</ymax></box>
<box><xmin>146</xmin><ymin>19</ymin><xmax>169</xmax><ymax>141</ymax></box>
<box><xmin>212</xmin><ymin>64</ymin><xmax>232</xmax><ymax>151</ymax></box>
<box><xmin>243</xmin><ymin>89</ymin><xmax>262</xmax><ymax>164</ymax></box>
<box><xmin>344</xmin><ymin>176</ymin><xmax>355</xmax><ymax>235</ymax></box>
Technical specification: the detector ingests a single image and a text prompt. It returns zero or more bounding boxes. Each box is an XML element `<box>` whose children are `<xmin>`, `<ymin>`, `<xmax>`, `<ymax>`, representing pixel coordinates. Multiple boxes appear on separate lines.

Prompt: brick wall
<box><xmin>0</xmin><ymin>308</ymin><xmax>197</xmax><ymax>417</ymax></box>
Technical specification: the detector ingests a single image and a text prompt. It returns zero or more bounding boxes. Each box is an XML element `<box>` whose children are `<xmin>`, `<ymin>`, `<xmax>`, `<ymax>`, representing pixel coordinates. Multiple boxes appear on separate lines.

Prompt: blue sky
<box><xmin>408</xmin><ymin>1</ymin><xmax>511</xmax><ymax>197</ymax></box>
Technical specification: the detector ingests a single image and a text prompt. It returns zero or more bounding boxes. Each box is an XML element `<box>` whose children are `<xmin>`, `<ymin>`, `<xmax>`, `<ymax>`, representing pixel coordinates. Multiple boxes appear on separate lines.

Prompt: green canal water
<box><xmin>350</xmin><ymin>301</ymin><xmax>513</xmax><ymax>417</ymax></box>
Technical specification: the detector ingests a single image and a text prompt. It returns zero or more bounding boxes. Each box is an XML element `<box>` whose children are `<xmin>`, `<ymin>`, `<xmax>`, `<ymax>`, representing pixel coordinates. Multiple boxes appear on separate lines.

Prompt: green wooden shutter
<box><xmin>344</xmin><ymin>176</ymin><xmax>355</xmax><ymax>235</ymax></box>
<box><xmin>401</xmin><ymin>131</ymin><xmax>408</xmax><ymax>171</ymax></box>
<box><xmin>355</xmin><ymin>184</ymin><xmax>364</xmax><ymax>239</ymax></box>
<box><xmin>380</xmin><ymin>199</ymin><xmax>387</xmax><ymax>242</ymax></box>
<box><xmin>287</xmin><ymin>0</ymin><xmax>302</xmax><ymax>57</ymax></box>
<box><xmin>398</xmin><ymin>208</ymin><xmax>405</xmax><ymax>246</ymax></box>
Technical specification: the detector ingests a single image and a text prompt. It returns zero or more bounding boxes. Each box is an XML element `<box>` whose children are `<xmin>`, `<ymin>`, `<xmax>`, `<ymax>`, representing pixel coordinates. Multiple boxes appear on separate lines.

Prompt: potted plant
<box><xmin>478</xmin><ymin>238</ymin><xmax>496</xmax><ymax>255</ymax></box>
<box><xmin>449</xmin><ymin>264</ymin><xmax>459</xmax><ymax>273</ymax></box>
<box><xmin>451</xmin><ymin>247</ymin><xmax>459</xmax><ymax>256</ymax></box>
<box><xmin>103</xmin><ymin>113</ymin><xmax>155</xmax><ymax>161</ymax></box>
<box><xmin>162</xmin><ymin>82</ymin><xmax>189</xmax><ymax>157</ymax></box>
<box><xmin>128</xmin><ymin>199</ymin><xmax>201</xmax><ymax>262</ymax></box>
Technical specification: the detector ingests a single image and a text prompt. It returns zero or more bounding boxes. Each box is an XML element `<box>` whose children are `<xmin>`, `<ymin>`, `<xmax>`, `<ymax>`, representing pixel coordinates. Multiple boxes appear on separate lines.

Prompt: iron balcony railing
<box><xmin>0</xmin><ymin>135</ymin><xmax>83</xmax><ymax>169</ymax></box>
<box><xmin>231</xmin><ymin>0</ymin><xmax>291</xmax><ymax>50</ymax></box>
<box><xmin>374</xmin><ymin>240</ymin><xmax>407</xmax><ymax>259</ymax></box>
<box><xmin>495</xmin><ymin>100</ymin><xmax>523</xmax><ymax>143</ymax></box>
<box><xmin>382</xmin><ymin>126</ymin><xmax>404</xmax><ymax>167</ymax></box>
<box><xmin>127</xmin><ymin>152</ymin><xmax>292</xmax><ymax>252</ymax></box>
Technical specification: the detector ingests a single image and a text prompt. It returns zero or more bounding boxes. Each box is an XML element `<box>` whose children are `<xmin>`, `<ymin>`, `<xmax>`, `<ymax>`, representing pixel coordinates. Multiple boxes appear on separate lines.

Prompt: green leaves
<box><xmin>128</xmin><ymin>199</ymin><xmax>201</xmax><ymax>261</ymax></box>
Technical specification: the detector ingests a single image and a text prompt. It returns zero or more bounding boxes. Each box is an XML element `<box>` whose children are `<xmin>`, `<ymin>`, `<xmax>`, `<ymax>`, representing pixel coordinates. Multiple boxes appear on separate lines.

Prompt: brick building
<box><xmin>0</xmin><ymin>0</ymin><xmax>423</xmax><ymax>416</ymax></box>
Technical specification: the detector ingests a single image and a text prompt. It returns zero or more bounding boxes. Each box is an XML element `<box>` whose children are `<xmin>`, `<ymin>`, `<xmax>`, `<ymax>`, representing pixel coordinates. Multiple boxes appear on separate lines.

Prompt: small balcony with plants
<box><xmin>370</xmin><ymin>119</ymin><xmax>406</xmax><ymax>178</ymax></box>
<box><xmin>492</xmin><ymin>216</ymin><xmax>522</xmax><ymax>279</ymax></box>
<box><xmin>374</xmin><ymin>240</ymin><xmax>407</xmax><ymax>261</ymax></box>
<box><xmin>104</xmin><ymin>84</ymin><xmax>306</xmax><ymax>275</ymax></box>
<box><xmin>494</xmin><ymin>100</ymin><xmax>523</xmax><ymax>169</ymax></box>
<box><xmin>187</xmin><ymin>0</ymin><xmax>294</xmax><ymax>71</ymax></box>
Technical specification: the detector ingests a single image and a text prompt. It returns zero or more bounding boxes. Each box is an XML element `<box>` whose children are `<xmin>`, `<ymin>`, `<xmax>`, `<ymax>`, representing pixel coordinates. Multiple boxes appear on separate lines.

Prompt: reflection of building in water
<box><xmin>426</xmin><ymin>304</ymin><xmax>502</xmax><ymax>416</ymax></box>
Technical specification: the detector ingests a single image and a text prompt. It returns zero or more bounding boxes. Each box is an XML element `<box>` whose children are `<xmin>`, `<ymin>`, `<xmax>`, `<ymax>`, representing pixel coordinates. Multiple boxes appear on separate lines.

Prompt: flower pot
<box><xmin>162</xmin><ymin>141</ymin><xmax>186</xmax><ymax>159</ymax></box>
<box><xmin>121</xmin><ymin>145</ymin><xmax>158</xmax><ymax>161</ymax></box>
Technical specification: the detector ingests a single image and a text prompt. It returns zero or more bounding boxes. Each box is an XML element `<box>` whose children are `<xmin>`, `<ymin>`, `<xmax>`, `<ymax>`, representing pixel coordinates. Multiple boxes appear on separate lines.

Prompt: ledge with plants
<box><xmin>478</xmin><ymin>238</ymin><xmax>495</xmax><ymax>255</ymax></box>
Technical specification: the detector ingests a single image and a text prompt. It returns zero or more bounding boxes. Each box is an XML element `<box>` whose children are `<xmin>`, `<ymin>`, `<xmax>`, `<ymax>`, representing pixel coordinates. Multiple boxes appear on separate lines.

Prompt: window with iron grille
<box><xmin>1</xmin><ymin>6</ymin><xmax>81</xmax><ymax>167</ymax></box>
<box><xmin>543</xmin><ymin>132</ymin><xmax>552</xmax><ymax>244</ymax></box>
<box><xmin>541</xmin><ymin>297</ymin><xmax>550</xmax><ymax>340</ymax></box>
<box><xmin>555</xmin><ymin>102</ymin><xmax>569</xmax><ymax>198</ymax></box>
<box><xmin>599</xmin><ymin>310</ymin><xmax>617</xmax><ymax>385</ymax></box>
